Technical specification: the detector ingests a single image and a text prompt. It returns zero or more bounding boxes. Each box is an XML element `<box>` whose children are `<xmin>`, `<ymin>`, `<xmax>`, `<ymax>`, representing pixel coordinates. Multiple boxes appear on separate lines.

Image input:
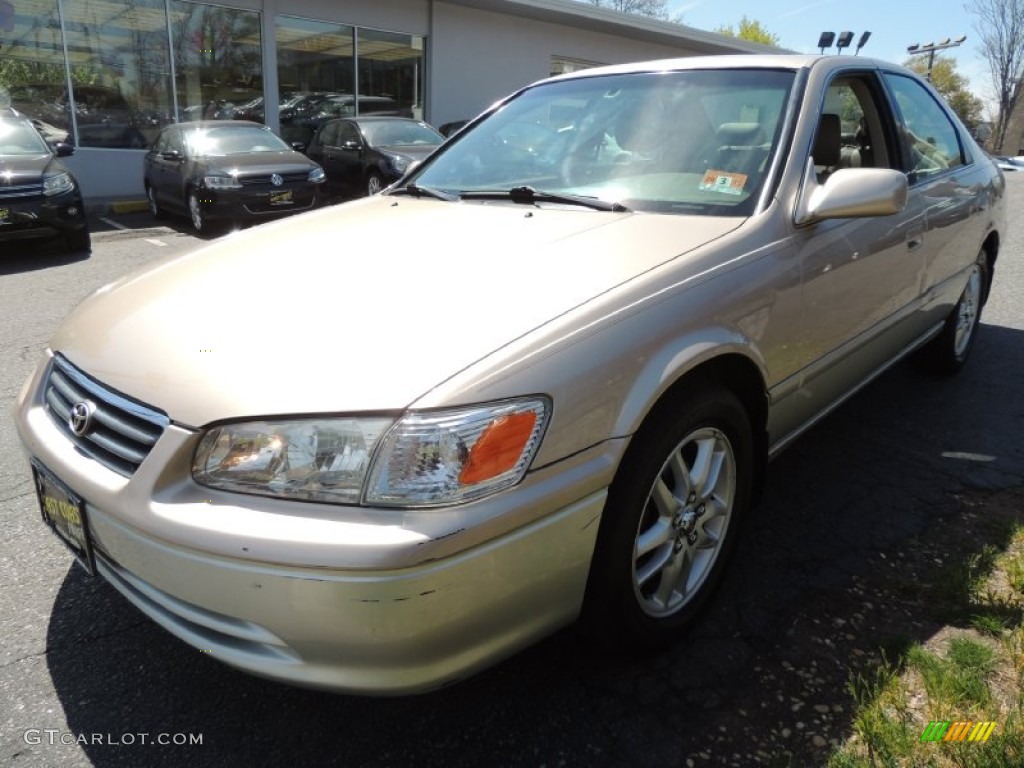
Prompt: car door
<box><xmin>148</xmin><ymin>128</ymin><xmax>185</xmax><ymax>210</ymax></box>
<box><xmin>881</xmin><ymin>72</ymin><xmax>985</xmax><ymax>330</ymax></box>
<box><xmin>162</xmin><ymin>130</ymin><xmax>190</xmax><ymax>211</ymax></box>
<box><xmin>789</xmin><ymin>69</ymin><xmax>926</xmax><ymax>423</ymax></box>
<box><xmin>307</xmin><ymin>121</ymin><xmax>342</xmax><ymax>197</ymax></box>
<box><xmin>334</xmin><ymin>120</ymin><xmax>366</xmax><ymax>196</ymax></box>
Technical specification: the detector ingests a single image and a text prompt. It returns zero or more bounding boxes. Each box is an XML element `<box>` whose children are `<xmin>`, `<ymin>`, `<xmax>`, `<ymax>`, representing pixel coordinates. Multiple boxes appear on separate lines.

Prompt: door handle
<box><xmin>907</xmin><ymin>236</ymin><xmax>924</xmax><ymax>251</ymax></box>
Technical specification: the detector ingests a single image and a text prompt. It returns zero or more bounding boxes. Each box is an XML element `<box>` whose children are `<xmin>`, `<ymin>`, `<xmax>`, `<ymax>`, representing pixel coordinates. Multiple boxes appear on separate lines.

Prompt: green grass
<box><xmin>826</xmin><ymin>512</ymin><xmax>1024</xmax><ymax>767</ymax></box>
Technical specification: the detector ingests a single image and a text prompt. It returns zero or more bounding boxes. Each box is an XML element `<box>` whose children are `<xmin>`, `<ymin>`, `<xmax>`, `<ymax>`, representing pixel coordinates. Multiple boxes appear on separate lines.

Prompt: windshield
<box><xmin>362</xmin><ymin>121</ymin><xmax>442</xmax><ymax>147</ymax></box>
<box><xmin>185</xmin><ymin>126</ymin><xmax>290</xmax><ymax>156</ymax></box>
<box><xmin>414</xmin><ymin>69</ymin><xmax>795</xmax><ymax>215</ymax></box>
<box><xmin>0</xmin><ymin>119</ymin><xmax>51</xmax><ymax>156</ymax></box>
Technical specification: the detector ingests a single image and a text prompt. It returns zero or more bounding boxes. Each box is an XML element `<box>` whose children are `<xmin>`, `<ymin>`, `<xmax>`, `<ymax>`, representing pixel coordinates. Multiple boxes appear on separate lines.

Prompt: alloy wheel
<box><xmin>631</xmin><ymin>426</ymin><xmax>736</xmax><ymax>618</ymax></box>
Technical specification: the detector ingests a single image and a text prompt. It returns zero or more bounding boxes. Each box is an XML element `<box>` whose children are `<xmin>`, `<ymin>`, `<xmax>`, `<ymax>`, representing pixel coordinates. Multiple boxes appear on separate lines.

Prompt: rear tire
<box><xmin>914</xmin><ymin>251</ymin><xmax>988</xmax><ymax>374</ymax></box>
<box><xmin>580</xmin><ymin>386</ymin><xmax>753</xmax><ymax>653</ymax></box>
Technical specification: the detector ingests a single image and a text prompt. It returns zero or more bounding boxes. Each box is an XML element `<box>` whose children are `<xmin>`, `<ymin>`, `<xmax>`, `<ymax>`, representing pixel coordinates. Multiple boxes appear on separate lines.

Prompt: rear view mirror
<box><xmin>53</xmin><ymin>142</ymin><xmax>75</xmax><ymax>158</ymax></box>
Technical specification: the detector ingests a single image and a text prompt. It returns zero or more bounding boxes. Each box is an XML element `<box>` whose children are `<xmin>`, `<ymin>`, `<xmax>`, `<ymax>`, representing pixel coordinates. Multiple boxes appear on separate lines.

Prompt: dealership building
<box><xmin>0</xmin><ymin>0</ymin><xmax>773</xmax><ymax>207</ymax></box>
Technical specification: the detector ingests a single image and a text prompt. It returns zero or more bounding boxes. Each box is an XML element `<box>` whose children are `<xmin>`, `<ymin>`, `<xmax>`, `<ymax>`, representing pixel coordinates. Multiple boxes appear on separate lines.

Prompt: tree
<box><xmin>903</xmin><ymin>55</ymin><xmax>985</xmax><ymax>134</ymax></box>
<box><xmin>715</xmin><ymin>16</ymin><xmax>780</xmax><ymax>46</ymax></box>
<box><xmin>965</xmin><ymin>0</ymin><xmax>1024</xmax><ymax>152</ymax></box>
<box><xmin>583</xmin><ymin>0</ymin><xmax>672</xmax><ymax>21</ymax></box>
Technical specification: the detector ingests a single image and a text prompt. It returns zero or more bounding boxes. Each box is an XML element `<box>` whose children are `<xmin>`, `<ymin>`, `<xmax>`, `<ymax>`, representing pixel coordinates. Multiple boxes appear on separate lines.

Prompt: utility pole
<box><xmin>906</xmin><ymin>36</ymin><xmax>967</xmax><ymax>81</ymax></box>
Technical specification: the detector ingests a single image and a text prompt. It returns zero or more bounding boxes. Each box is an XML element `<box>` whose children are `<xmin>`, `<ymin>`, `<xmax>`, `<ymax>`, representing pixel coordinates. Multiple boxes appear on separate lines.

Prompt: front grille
<box><xmin>0</xmin><ymin>182</ymin><xmax>44</xmax><ymax>200</ymax></box>
<box><xmin>43</xmin><ymin>355</ymin><xmax>169</xmax><ymax>477</ymax></box>
<box><xmin>239</xmin><ymin>172</ymin><xmax>309</xmax><ymax>187</ymax></box>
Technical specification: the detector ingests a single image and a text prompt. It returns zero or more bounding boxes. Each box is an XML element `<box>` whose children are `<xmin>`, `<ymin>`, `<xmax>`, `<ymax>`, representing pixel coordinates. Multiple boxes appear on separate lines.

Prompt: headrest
<box><xmin>813</xmin><ymin>114</ymin><xmax>841</xmax><ymax>166</ymax></box>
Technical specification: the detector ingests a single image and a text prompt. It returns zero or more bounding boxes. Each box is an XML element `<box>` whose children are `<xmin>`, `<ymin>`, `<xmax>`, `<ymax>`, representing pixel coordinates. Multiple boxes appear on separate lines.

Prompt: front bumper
<box><xmin>15</xmin><ymin>351</ymin><xmax>619</xmax><ymax>694</ymax></box>
<box><xmin>200</xmin><ymin>183</ymin><xmax>322</xmax><ymax>222</ymax></box>
<box><xmin>0</xmin><ymin>190</ymin><xmax>87</xmax><ymax>242</ymax></box>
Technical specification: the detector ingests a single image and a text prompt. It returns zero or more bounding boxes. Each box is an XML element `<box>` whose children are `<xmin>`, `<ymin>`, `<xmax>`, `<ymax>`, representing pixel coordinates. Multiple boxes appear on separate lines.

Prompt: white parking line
<box><xmin>144</xmin><ymin>238</ymin><xmax>168</xmax><ymax>247</ymax></box>
<box><xmin>98</xmin><ymin>216</ymin><xmax>130</xmax><ymax>231</ymax></box>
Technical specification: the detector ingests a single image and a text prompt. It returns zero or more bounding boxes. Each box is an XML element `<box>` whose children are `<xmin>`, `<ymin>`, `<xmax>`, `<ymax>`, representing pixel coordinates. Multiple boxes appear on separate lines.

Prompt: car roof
<box><xmin>542</xmin><ymin>54</ymin><xmax>910</xmax><ymax>83</ymax></box>
<box><xmin>346</xmin><ymin>116</ymin><xmax>423</xmax><ymax>124</ymax></box>
<box><xmin>170</xmin><ymin>120</ymin><xmax>272</xmax><ymax>131</ymax></box>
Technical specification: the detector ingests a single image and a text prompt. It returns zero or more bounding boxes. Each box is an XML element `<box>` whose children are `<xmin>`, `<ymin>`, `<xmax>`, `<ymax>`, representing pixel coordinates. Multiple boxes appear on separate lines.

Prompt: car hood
<box><xmin>379</xmin><ymin>144</ymin><xmax>441</xmax><ymax>161</ymax></box>
<box><xmin>197</xmin><ymin>150</ymin><xmax>316</xmax><ymax>173</ymax></box>
<box><xmin>0</xmin><ymin>153</ymin><xmax>53</xmax><ymax>180</ymax></box>
<box><xmin>53</xmin><ymin>198</ymin><xmax>742</xmax><ymax>426</ymax></box>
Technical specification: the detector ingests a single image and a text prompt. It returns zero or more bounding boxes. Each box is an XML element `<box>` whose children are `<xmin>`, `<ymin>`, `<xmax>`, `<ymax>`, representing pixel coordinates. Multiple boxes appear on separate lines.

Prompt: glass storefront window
<box><xmin>0</xmin><ymin>0</ymin><xmax>71</xmax><ymax>143</ymax></box>
<box><xmin>58</xmin><ymin>0</ymin><xmax>173</xmax><ymax>148</ymax></box>
<box><xmin>1</xmin><ymin>2</ymin><xmax>427</xmax><ymax>154</ymax></box>
<box><xmin>275</xmin><ymin>15</ymin><xmax>354</xmax><ymax>146</ymax></box>
<box><xmin>170</xmin><ymin>1</ymin><xmax>262</xmax><ymax>125</ymax></box>
<box><xmin>357</xmin><ymin>28</ymin><xmax>424</xmax><ymax>121</ymax></box>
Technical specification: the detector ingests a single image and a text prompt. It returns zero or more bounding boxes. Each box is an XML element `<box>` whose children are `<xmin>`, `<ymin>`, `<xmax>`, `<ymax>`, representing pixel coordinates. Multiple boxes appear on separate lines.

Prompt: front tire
<box><xmin>580</xmin><ymin>386</ymin><xmax>753</xmax><ymax>652</ymax></box>
<box><xmin>188</xmin><ymin>189</ymin><xmax>207</xmax><ymax>233</ymax></box>
<box><xmin>914</xmin><ymin>252</ymin><xmax>988</xmax><ymax>374</ymax></box>
<box><xmin>147</xmin><ymin>185</ymin><xmax>165</xmax><ymax>219</ymax></box>
<box><xmin>366</xmin><ymin>172</ymin><xmax>383</xmax><ymax>197</ymax></box>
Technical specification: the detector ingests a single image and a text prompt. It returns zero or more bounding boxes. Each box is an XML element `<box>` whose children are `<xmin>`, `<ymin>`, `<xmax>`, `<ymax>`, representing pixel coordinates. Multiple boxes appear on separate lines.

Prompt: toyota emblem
<box><xmin>69</xmin><ymin>401</ymin><xmax>95</xmax><ymax>436</ymax></box>
<box><xmin>270</xmin><ymin>173</ymin><xmax>283</xmax><ymax>187</ymax></box>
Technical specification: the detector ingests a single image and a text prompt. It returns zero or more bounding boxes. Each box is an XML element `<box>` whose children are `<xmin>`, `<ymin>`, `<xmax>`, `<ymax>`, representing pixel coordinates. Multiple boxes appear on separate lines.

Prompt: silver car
<box><xmin>15</xmin><ymin>55</ymin><xmax>1004</xmax><ymax>694</ymax></box>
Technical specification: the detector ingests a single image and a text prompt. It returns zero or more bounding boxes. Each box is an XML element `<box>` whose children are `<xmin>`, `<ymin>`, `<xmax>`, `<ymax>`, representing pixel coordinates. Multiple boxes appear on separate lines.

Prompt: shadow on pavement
<box><xmin>0</xmin><ymin>238</ymin><xmax>91</xmax><ymax>276</ymax></box>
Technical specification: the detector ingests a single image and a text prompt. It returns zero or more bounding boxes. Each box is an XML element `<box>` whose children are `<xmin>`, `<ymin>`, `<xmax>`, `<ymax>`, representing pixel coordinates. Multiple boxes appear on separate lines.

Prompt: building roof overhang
<box><xmin>440</xmin><ymin>0</ymin><xmax>787</xmax><ymax>55</ymax></box>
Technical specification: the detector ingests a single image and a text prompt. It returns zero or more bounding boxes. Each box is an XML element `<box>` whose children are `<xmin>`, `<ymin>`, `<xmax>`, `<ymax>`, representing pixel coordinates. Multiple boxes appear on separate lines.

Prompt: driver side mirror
<box><xmin>794</xmin><ymin>159</ymin><xmax>908</xmax><ymax>226</ymax></box>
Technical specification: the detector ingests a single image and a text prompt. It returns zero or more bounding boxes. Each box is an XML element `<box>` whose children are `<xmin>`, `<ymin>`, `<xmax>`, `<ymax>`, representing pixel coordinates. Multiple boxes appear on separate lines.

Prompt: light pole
<box><xmin>906</xmin><ymin>36</ymin><xmax>966</xmax><ymax>81</ymax></box>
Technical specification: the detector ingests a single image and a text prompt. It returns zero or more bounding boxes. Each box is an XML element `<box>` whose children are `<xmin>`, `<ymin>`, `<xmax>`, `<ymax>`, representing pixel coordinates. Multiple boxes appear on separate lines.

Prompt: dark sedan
<box><xmin>0</xmin><ymin>117</ymin><xmax>90</xmax><ymax>253</ymax></box>
<box><xmin>304</xmin><ymin>117</ymin><xmax>443</xmax><ymax>198</ymax></box>
<box><xmin>143</xmin><ymin>121</ymin><xmax>325</xmax><ymax>233</ymax></box>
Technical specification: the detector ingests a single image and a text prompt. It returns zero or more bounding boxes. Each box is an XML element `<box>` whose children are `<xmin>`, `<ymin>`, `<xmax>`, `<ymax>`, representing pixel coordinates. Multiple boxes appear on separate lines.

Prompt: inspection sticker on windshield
<box><xmin>699</xmin><ymin>170</ymin><xmax>747</xmax><ymax>196</ymax></box>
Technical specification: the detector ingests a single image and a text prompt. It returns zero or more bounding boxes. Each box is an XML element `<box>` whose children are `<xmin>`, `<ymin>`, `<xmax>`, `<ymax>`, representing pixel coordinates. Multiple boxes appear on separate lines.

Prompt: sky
<box><xmin>667</xmin><ymin>0</ymin><xmax>993</xmax><ymax>113</ymax></box>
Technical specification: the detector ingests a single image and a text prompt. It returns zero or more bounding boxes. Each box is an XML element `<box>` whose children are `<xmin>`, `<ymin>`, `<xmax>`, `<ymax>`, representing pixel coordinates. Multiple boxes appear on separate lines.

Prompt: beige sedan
<box><xmin>15</xmin><ymin>54</ymin><xmax>1005</xmax><ymax>694</ymax></box>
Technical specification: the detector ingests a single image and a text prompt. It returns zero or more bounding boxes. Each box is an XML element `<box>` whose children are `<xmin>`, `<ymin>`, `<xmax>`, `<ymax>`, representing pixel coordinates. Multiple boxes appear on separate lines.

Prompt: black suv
<box><xmin>0</xmin><ymin>117</ymin><xmax>90</xmax><ymax>253</ymax></box>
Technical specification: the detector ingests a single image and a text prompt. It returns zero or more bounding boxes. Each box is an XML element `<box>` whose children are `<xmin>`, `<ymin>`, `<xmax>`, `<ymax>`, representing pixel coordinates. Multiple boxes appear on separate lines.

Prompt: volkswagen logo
<box><xmin>270</xmin><ymin>173</ymin><xmax>283</xmax><ymax>187</ymax></box>
<box><xmin>69</xmin><ymin>401</ymin><xmax>95</xmax><ymax>437</ymax></box>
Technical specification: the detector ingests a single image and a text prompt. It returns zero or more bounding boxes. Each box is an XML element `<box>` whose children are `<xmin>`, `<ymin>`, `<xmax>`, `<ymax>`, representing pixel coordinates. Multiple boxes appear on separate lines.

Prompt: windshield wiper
<box><xmin>390</xmin><ymin>183</ymin><xmax>459</xmax><ymax>201</ymax></box>
<box><xmin>460</xmin><ymin>186</ymin><xmax>629</xmax><ymax>212</ymax></box>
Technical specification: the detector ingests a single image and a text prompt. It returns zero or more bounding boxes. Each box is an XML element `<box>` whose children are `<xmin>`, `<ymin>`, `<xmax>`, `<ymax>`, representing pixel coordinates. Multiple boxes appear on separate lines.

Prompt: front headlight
<box><xmin>384</xmin><ymin>153</ymin><xmax>411</xmax><ymax>175</ymax></box>
<box><xmin>192</xmin><ymin>398</ymin><xmax>549</xmax><ymax>507</ymax></box>
<box><xmin>203</xmin><ymin>174</ymin><xmax>242</xmax><ymax>190</ymax></box>
<box><xmin>193</xmin><ymin>418</ymin><xmax>394</xmax><ymax>504</ymax></box>
<box><xmin>42</xmin><ymin>172</ymin><xmax>74</xmax><ymax>196</ymax></box>
<box><xmin>309</xmin><ymin>166</ymin><xmax>325</xmax><ymax>183</ymax></box>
